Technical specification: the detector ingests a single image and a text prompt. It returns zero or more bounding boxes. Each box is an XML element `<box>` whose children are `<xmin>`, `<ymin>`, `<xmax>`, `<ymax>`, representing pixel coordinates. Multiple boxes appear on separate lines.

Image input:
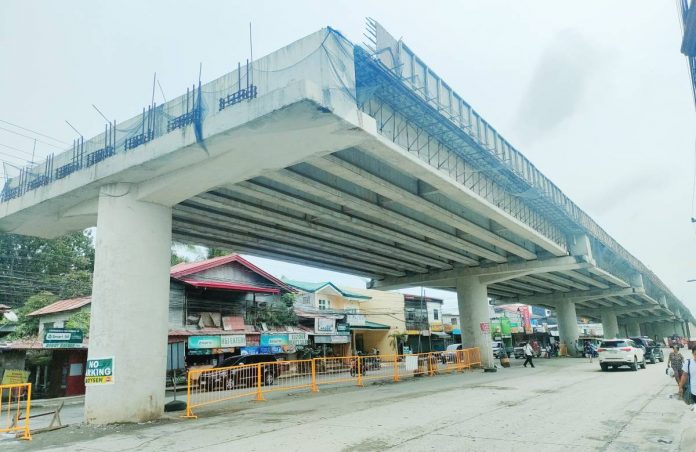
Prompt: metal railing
<box><xmin>185</xmin><ymin>348</ymin><xmax>481</xmax><ymax>418</ymax></box>
<box><xmin>0</xmin><ymin>382</ymin><xmax>32</xmax><ymax>440</ymax></box>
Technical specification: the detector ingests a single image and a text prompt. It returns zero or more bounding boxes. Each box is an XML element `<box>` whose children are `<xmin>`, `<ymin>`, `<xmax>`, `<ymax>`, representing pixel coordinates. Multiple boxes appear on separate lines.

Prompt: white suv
<box><xmin>598</xmin><ymin>339</ymin><xmax>646</xmax><ymax>371</ymax></box>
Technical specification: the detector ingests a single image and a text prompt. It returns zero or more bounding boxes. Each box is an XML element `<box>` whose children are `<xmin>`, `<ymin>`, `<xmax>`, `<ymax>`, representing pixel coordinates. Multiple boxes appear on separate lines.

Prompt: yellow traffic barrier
<box><xmin>184</xmin><ymin>348</ymin><xmax>481</xmax><ymax>418</ymax></box>
<box><xmin>0</xmin><ymin>382</ymin><xmax>32</xmax><ymax>440</ymax></box>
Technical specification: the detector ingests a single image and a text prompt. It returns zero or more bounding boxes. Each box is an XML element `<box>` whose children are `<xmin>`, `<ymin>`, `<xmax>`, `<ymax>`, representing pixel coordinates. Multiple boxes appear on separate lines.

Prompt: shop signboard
<box><xmin>220</xmin><ymin>335</ymin><xmax>246</xmax><ymax>348</ymax></box>
<box><xmin>336</xmin><ymin>323</ymin><xmax>350</xmax><ymax>336</ymax></box>
<box><xmin>479</xmin><ymin>322</ymin><xmax>490</xmax><ymax>333</ymax></box>
<box><xmin>430</xmin><ymin>322</ymin><xmax>444</xmax><ymax>332</ymax></box>
<box><xmin>1</xmin><ymin>369</ymin><xmax>30</xmax><ymax>385</ymax></box>
<box><xmin>315</xmin><ymin>317</ymin><xmax>336</xmax><ymax>334</ymax></box>
<box><xmin>260</xmin><ymin>334</ymin><xmax>289</xmax><ymax>347</ymax></box>
<box><xmin>43</xmin><ymin>328</ymin><xmax>84</xmax><ymax>348</ymax></box>
<box><xmin>85</xmin><ymin>357</ymin><xmax>114</xmax><ymax>385</ymax></box>
<box><xmin>240</xmin><ymin>346</ymin><xmax>260</xmax><ymax>355</ymax></box>
<box><xmin>501</xmin><ymin>318</ymin><xmax>511</xmax><ymax>335</ymax></box>
<box><xmin>346</xmin><ymin>314</ymin><xmax>366</xmax><ymax>326</ymax></box>
<box><xmin>288</xmin><ymin>333</ymin><xmax>308</xmax><ymax>345</ymax></box>
<box><xmin>313</xmin><ymin>335</ymin><xmax>350</xmax><ymax>344</ymax></box>
<box><xmin>259</xmin><ymin>346</ymin><xmax>283</xmax><ymax>354</ymax></box>
<box><xmin>188</xmin><ymin>336</ymin><xmax>222</xmax><ymax>349</ymax></box>
<box><xmin>246</xmin><ymin>335</ymin><xmax>260</xmax><ymax>346</ymax></box>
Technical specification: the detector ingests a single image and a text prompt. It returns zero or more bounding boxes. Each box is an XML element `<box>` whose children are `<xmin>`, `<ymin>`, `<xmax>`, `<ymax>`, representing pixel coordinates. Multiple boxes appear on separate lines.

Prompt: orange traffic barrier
<box><xmin>0</xmin><ymin>383</ymin><xmax>32</xmax><ymax>440</ymax></box>
<box><xmin>185</xmin><ymin>348</ymin><xmax>480</xmax><ymax>418</ymax></box>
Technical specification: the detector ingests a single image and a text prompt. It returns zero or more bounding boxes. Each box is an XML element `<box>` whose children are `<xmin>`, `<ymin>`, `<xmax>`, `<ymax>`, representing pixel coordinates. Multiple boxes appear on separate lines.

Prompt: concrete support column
<box><xmin>456</xmin><ymin>276</ymin><xmax>494</xmax><ymax>370</ymax></box>
<box><xmin>85</xmin><ymin>184</ymin><xmax>172</xmax><ymax>424</ymax></box>
<box><xmin>601</xmin><ymin>311</ymin><xmax>619</xmax><ymax>339</ymax></box>
<box><xmin>556</xmin><ymin>301</ymin><xmax>579</xmax><ymax>356</ymax></box>
<box><xmin>626</xmin><ymin>321</ymin><xmax>641</xmax><ymax>337</ymax></box>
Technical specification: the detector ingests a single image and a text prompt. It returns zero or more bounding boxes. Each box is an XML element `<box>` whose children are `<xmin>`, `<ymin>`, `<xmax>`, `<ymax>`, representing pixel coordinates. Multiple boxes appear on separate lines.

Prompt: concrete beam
<box><xmin>588</xmin><ymin>267</ymin><xmax>630</xmax><ymax>288</ymax></box>
<box><xmin>265</xmin><ymin>169</ymin><xmax>505</xmax><ymax>263</ymax></box>
<box><xmin>225</xmin><ymin>183</ymin><xmax>478</xmax><ymax>266</ymax></box>
<box><xmin>518</xmin><ymin>286</ymin><xmax>644</xmax><ymax>306</ymax></box>
<box><xmin>368</xmin><ymin>255</ymin><xmax>591</xmax><ymax>290</ymax></box>
<box><xmin>309</xmin><ymin>155</ymin><xmax>537</xmax><ymax>259</ymax></box>
<box><xmin>558</xmin><ymin>270</ymin><xmax>610</xmax><ymax>289</ymax></box>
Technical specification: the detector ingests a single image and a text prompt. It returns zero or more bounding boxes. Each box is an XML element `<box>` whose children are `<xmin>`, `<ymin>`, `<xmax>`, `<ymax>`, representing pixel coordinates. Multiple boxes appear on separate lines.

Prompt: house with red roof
<box><xmin>1</xmin><ymin>254</ymin><xmax>299</xmax><ymax>398</ymax></box>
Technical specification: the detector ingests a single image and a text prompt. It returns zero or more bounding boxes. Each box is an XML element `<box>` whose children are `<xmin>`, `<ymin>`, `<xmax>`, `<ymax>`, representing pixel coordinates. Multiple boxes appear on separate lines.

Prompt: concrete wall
<box><xmin>38</xmin><ymin>308</ymin><xmax>88</xmax><ymax>338</ymax></box>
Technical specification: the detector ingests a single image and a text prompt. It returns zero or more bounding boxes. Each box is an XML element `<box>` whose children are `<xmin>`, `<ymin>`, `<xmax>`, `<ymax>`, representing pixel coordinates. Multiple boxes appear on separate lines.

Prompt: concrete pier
<box><xmin>456</xmin><ymin>277</ymin><xmax>494</xmax><ymax>370</ymax></box>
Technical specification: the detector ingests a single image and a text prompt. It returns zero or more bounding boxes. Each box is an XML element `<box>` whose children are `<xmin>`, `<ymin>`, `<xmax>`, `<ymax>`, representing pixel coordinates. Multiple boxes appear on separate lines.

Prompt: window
<box><xmin>318</xmin><ymin>299</ymin><xmax>329</xmax><ymax>310</ymax></box>
<box><xmin>43</xmin><ymin>322</ymin><xmax>54</xmax><ymax>330</ymax></box>
<box><xmin>451</xmin><ymin>318</ymin><xmax>458</xmax><ymax>325</ymax></box>
<box><xmin>433</xmin><ymin>309</ymin><xmax>439</xmax><ymax>320</ymax></box>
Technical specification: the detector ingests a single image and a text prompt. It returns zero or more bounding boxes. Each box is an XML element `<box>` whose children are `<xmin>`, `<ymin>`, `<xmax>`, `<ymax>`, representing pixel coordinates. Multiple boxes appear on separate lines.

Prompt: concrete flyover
<box><xmin>0</xmin><ymin>22</ymin><xmax>692</xmax><ymax>423</ymax></box>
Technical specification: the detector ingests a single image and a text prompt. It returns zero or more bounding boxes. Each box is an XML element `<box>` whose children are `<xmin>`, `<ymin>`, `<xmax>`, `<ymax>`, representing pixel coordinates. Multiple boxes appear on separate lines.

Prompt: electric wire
<box><xmin>0</xmin><ymin>120</ymin><xmax>69</xmax><ymax>145</ymax></box>
<box><xmin>0</xmin><ymin>126</ymin><xmax>66</xmax><ymax>150</ymax></box>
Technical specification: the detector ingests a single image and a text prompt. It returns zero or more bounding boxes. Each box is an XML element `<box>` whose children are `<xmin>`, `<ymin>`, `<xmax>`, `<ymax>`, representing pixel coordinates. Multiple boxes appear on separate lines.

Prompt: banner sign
<box><xmin>479</xmin><ymin>322</ymin><xmax>490</xmax><ymax>333</ymax></box>
<box><xmin>1</xmin><ymin>369</ymin><xmax>29</xmax><ymax>385</ymax></box>
<box><xmin>346</xmin><ymin>314</ymin><xmax>365</xmax><ymax>326</ymax></box>
<box><xmin>315</xmin><ymin>318</ymin><xmax>336</xmax><ymax>334</ymax></box>
<box><xmin>43</xmin><ymin>328</ymin><xmax>84</xmax><ymax>348</ymax></box>
<box><xmin>288</xmin><ymin>333</ymin><xmax>308</xmax><ymax>345</ymax></box>
<box><xmin>188</xmin><ymin>336</ymin><xmax>221</xmax><ymax>349</ymax></box>
<box><xmin>313</xmin><ymin>335</ymin><xmax>350</xmax><ymax>344</ymax></box>
<box><xmin>260</xmin><ymin>334</ymin><xmax>289</xmax><ymax>347</ymax></box>
<box><xmin>85</xmin><ymin>357</ymin><xmax>114</xmax><ymax>385</ymax></box>
<box><xmin>220</xmin><ymin>335</ymin><xmax>246</xmax><ymax>347</ymax></box>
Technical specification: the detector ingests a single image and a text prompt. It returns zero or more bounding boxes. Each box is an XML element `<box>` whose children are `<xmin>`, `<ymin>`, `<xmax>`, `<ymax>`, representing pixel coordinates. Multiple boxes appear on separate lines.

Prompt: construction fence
<box><xmin>0</xmin><ymin>382</ymin><xmax>32</xmax><ymax>440</ymax></box>
<box><xmin>185</xmin><ymin>347</ymin><xmax>481</xmax><ymax>418</ymax></box>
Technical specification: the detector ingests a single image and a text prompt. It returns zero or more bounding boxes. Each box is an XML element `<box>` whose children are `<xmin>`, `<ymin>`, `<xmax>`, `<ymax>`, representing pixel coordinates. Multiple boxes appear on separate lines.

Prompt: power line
<box><xmin>0</xmin><ymin>142</ymin><xmax>39</xmax><ymax>159</ymax></box>
<box><xmin>0</xmin><ymin>119</ymin><xmax>69</xmax><ymax>145</ymax></box>
<box><xmin>0</xmin><ymin>126</ymin><xmax>66</xmax><ymax>150</ymax></box>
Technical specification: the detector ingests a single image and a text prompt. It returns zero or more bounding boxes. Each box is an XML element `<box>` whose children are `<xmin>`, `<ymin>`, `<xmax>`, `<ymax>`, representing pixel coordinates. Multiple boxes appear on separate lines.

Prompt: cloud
<box><xmin>514</xmin><ymin>29</ymin><xmax>607</xmax><ymax>143</ymax></box>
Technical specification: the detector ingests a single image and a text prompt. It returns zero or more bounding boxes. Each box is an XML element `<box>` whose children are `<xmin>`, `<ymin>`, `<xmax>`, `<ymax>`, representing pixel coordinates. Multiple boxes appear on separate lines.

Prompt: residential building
<box><xmin>403</xmin><ymin>294</ymin><xmax>445</xmax><ymax>353</ymax></box>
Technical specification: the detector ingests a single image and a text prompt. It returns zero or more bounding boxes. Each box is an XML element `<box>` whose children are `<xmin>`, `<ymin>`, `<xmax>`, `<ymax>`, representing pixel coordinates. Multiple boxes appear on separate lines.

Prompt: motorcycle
<box><xmin>350</xmin><ymin>353</ymin><xmax>368</xmax><ymax>376</ymax></box>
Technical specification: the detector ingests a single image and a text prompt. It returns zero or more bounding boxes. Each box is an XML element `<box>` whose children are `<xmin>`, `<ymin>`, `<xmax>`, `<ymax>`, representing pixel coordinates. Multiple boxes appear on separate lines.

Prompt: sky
<box><xmin>1</xmin><ymin>1</ymin><xmax>695</xmax><ymax>314</ymax></box>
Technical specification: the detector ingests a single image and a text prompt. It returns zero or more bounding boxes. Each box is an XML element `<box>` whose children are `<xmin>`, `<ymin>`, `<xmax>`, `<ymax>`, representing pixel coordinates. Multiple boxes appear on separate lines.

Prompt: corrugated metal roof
<box><xmin>283</xmin><ymin>279</ymin><xmax>371</xmax><ymax>300</ymax></box>
<box><xmin>27</xmin><ymin>296</ymin><xmax>91</xmax><ymax>317</ymax></box>
<box><xmin>170</xmin><ymin>254</ymin><xmax>293</xmax><ymax>292</ymax></box>
<box><xmin>181</xmin><ymin>279</ymin><xmax>280</xmax><ymax>294</ymax></box>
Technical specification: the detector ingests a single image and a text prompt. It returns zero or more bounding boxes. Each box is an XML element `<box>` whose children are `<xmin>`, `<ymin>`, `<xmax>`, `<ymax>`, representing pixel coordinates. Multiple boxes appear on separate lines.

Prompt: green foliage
<box><xmin>65</xmin><ymin>309</ymin><xmax>91</xmax><ymax>335</ymax></box>
<box><xmin>11</xmin><ymin>291</ymin><xmax>59</xmax><ymax>338</ymax></box>
<box><xmin>207</xmin><ymin>247</ymin><xmax>228</xmax><ymax>259</ymax></box>
<box><xmin>0</xmin><ymin>230</ymin><xmax>94</xmax><ymax>308</ymax></box>
<box><xmin>388</xmin><ymin>330</ymin><xmax>408</xmax><ymax>352</ymax></box>
<box><xmin>281</xmin><ymin>292</ymin><xmax>296</xmax><ymax>307</ymax></box>
<box><xmin>253</xmin><ymin>302</ymin><xmax>298</xmax><ymax>328</ymax></box>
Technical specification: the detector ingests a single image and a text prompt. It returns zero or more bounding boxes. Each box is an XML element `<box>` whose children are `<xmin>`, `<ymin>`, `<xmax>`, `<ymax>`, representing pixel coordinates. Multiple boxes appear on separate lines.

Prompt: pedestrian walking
<box><xmin>668</xmin><ymin>345</ymin><xmax>684</xmax><ymax>390</ymax></box>
<box><xmin>584</xmin><ymin>341</ymin><xmax>594</xmax><ymax>363</ymax></box>
<box><xmin>523</xmin><ymin>342</ymin><xmax>535</xmax><ymax>368</ymax></box>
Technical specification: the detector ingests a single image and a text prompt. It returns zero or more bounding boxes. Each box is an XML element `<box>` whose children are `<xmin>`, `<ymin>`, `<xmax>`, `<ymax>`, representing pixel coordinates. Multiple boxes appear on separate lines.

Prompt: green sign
<box><xmin>501</xmin><ymin>318</ymin><xmax>511</xmax><ymax>335</ymax></box>
<box><xmin>43</xmin><ymin>328</ymin><xmax>83</xmax><ymax>348</ymax></box>
<box><xmin>85</xmin><ymin>357</ymin><xmax>114</xmax><ymax>385</ymax></box>
<box><xmin>188</xmin><ymin>336</ymin><xmax>222</xmax><ymax>349</ymax></box>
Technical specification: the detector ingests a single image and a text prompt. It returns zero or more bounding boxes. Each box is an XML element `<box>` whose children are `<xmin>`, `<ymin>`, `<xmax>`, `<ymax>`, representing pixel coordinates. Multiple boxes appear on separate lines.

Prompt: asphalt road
<box><xmin>7</xmin><ymin>353</ymin><xmax>696</xmax><ymax>451</ymax></box>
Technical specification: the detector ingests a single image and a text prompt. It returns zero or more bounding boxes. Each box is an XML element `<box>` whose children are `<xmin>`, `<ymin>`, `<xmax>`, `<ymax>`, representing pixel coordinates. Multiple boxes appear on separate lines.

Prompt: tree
<box><xmin>10</xmin><ymin>291</ymin><xmax>59</xmax><ymax>338</ymax></box>
<box><xmin>65</xmin><ymin>310</ymin><xmax>90</xmax><ymax>335</ymax></box>
<box><xmin>388</xmin><ymin>330</ymin><xmax>408</xmax><ymax>354</ymax></box>
<box><xmin>207</xmin><ymin>247</ymin><xmax>228</xmax><ymax>259</ymax></box>
<box><xmin>0</xmin><ymin>230</ymin><xmax>94</xmax><ymax>308</ymax></box>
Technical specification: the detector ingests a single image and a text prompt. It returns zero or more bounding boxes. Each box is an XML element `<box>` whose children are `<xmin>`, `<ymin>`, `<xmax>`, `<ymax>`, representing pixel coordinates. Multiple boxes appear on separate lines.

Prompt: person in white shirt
<box><xmin>679</xmin><ymin>346</ymin><xmax>696</xmax><ymax>403</ymax></box>
<box><xmin>523</xmin><ymin>342</ymin><xmax>535</xmax><ymax>368</ymax></box>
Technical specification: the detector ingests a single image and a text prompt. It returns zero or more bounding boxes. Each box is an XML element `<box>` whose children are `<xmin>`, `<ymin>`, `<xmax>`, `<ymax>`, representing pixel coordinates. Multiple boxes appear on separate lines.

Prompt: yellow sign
<box><xmin>430</xmin><ymin>323</ymin><xmax>444</xmax><ymax>332</ymax></box>
<box><xmin>1</xmin><ymin>369</ymin><xmax>30</xmax><ymax>385</ymax></box>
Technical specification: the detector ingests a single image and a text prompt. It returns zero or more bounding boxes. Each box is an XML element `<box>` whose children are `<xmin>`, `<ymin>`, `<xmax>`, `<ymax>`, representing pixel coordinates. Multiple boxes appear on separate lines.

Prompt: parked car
<box><xmin>492</xmin><ymin>341</ymin><xmax>503</xmax><ymax>358</ymax></box>
<box><xmin>198</xmin><ymin>354</ymin><xmax>280</xmax><ymax>391</ymax></box>
<box><xmin>598</xmin><ymin>339</ymin><xmax>645</xmax><ymax>371</ymax></box>
<box><xmin>629</xmin><ymin>337</ymin><xmax>664</xmax><ymax>364</ymax></box>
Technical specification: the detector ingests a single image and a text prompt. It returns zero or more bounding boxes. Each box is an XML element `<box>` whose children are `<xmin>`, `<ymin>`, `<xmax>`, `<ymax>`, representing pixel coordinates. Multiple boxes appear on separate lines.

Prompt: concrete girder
<box><xmin>488</xmin><ymin>284</ymin><xmax>535</xmax><ymax>297</ymax></box>
<box><xmin>518</xmin><ymin>275</ymin><xmax>572</xmax><ymax>292</ymax></box>
<box><xmin>368</xmin><ymin>255</ymin><xmax>591</xmax><ymax>290</ymax></box>
<box><xmin>518</xmin><ymin>287</ymin><xmax>644</xmax><ymax>306</ymax></box>
<box><xmin>172</xmin><ymin>208</ymin><xmax>430</xmax><ymax>274</ymax></box>
<box><xmin>488</xmin><ymin>288</ymin><xmax>525</xmax><ymax>299</ymax></box>
<box><xmin>172</xmin><ymin>227</ymin><xmax>406</xmax><ymax>277</ymax></box>
<box><xmin>577</xmin><ymin>304</ymin><xmax>662</xmax><ymax>317</ymax></box>
<box><xmin>603</xmin><ymin>296</ymin><xmax>628</xmax><ymax>307</ymax></box>
<box><xmin>588</xmin><ymin>267</ymin><xmax>630</xmax><ymax>288</ymax></box>
<box><xmin>264</xmin><ymin>169</ymin><xmax>506</xmax><ymax>263</ymax></box>
<box><xmin>640</xmin><ymin>315</ymin><xmax>679</xmax><ymax>323</ymax></box>
<box><xmin>558</xmin><ymin>270</ymin><xmax>610</xmax><ymax>289</ymax></box>
<box><xmin>309</xmin><ymin>155</ymin><xmax>537</xmax><ymax>260</ymax></box>
<box><xmin>358</xmin><ymin>139</ymin><xmax>569</xmax><ymax>257</ymax></box>
<box><xmin>172</xmin><ymin>231</ymin><xmax>383</xmax><ymax>279</ymax></box>
<box><xmin>186</xmin><ymin>192</ymin><xmax>452</xmax><ymax>270</ymax></box>
<box><xmin>224</xmin><ymin>183</ymin><xmax>478</xmax><ymax>266</ymax></box>
<box><xmin>535</xmin><ymin>272</ymin><xmax>591</xmax><ymax>291</ymax></box>
<box><xmin>496</xmin><ymin>279</ymin><xmax>553</xmax><ymax>294</ymax></box>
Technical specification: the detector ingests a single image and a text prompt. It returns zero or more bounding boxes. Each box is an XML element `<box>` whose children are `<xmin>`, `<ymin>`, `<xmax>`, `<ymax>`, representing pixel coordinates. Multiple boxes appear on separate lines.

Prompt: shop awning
<box><xmin>349</xmin><ymin>321</ymin><xmax>390</xmax><ymax>331</ymax></box>
<box><xmin>431</xmin><ymin>331</ymin><xmax>449</xmax><ymax>338</ymax></box>
<box><xmin>452</xmin><ymin>329</ymin><xmax>461</xmax><ymax>335</ymax></box>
